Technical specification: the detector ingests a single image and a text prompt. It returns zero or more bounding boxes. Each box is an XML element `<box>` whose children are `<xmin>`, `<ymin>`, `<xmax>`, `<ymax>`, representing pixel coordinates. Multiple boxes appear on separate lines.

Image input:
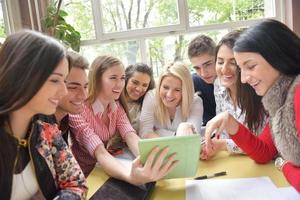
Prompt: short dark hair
<box><xmin>125</xmin><ymin>63</ymin><xmax>155</xmax><ymax>104</ymax></box>
<box><xmin>67</xmin><ymin>51</ymin><xmax>89</xmax><ymax>70</ymax></box>
<box><xmin>0</xmin><ymin>30</ymin><xmax>66</xmax><ymax>125</ymax></box>
<box><xmin>188</xmin><ymin>35</ymin><xmax>216</xmax><ymax>59</ymax></box>
<box><xmin>234</xmin><ymin>19</ymin><xmax>300</xmax><ymax>75</ymax></box>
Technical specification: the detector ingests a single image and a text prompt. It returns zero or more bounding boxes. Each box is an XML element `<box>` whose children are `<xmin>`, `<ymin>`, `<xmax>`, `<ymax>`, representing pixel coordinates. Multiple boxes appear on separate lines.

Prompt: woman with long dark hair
<box><xmin>204</xmin><ymin>19</ymin><xmax>300</xmax><ymax>192</ymax></box>
<box><xmin>201</xmin><ymin>30</ymin><xmax>266</xmax><ymax>159</ymax></box>
<box><xmin>0</xmin><ymin>30</ymin><xmax>87</xmax><ymax>199</ymax></box>
<box><xmin>124</xmin><ymin>63</ymin><xmax>155</xmax><ymax>133</ymax></box>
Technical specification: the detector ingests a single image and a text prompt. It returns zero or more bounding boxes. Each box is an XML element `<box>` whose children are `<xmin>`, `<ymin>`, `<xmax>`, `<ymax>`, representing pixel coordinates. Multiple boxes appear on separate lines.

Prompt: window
<box><xmin>63</xmin><ymin>0</ymin><xmax>283</xmax><ymax>76</ymax></box>
<box><xmin>146</xmin><ymin>30</ymin><xmax>228</xmax><ymax>76</ymax></box>
<box><xmin>188</xmin><ymin>0</ymin><xmax>275</xmax><ymax>27</ymax></box>
<box><xmin>100</xmin><ymin>0</ymin><xmax>179</xmax><ymax>33</ymax></box>
<box><xmin>0</xmin><ymin>0</ymin><xmax>8</xmax><ymax>43</ymax></box>
<box><xmin>81</xmin><ymin>40</ymin><xmax>141</xmax><ymax>67</ymax></box>
<box><xmin>62</xmin><ymin>0</ymin><xmax>96</xmax><ymax>40</ymax></box>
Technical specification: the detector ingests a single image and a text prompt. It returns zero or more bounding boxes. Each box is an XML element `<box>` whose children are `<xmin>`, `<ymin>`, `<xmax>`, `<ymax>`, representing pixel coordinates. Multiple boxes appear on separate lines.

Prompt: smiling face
<box><xmin>98</xmin><ymin>64</ymin><xmax>125</xmax><ymax>103</ymax></box>
<box><xmin>234</xmin><ymin>52</ymin><xmax>280</xmax><ymax>96</ymax></box>
<box><xmin>190</xmin><ymin>53</ymin><xmax>217</xmax><ymax>84</ymax></box>
<box><xmin>159</xmin><ymin>75</ymin><xmax>182</xmax><ymax>109</ymax></box>
<box><xmin>57</xmin><ymin>67</ymin><xmax>88</xmax><ymax>115</ymax></box>
<box><xmin>25</xmin><ymin>57</ymin><xmax>69</xmax><ymax>116</ymax></box>
<box><xmin>216</xmin><ymin>45</ymin><xmax>238</xmax><ymax>91</ymax></box>
<box><xmin>126</xmin><ymin>71</ymin><xmax>151</xmax><ymax>102</ymax></box>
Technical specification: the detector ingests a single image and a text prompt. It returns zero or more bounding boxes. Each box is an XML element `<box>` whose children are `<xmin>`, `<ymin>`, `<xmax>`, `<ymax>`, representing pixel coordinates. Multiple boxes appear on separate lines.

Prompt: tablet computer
<box><xmin>90</xmin><ymin>178</ymin><xmax>156</xmax><ymax>200</ymax></box>
<box><xmin>138</xmin><ymin>135</ymin><xmax>201</xmax><ymax>179</ymax></box>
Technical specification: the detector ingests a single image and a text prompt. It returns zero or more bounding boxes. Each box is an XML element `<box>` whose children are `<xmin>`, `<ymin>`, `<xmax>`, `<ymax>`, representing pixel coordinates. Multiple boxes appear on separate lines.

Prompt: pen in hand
<box><xmin>201</xmin><ymin>132</ymin><xmax>216</xmax><ymax>145</ymax></box>
<box><xmin>194</xmin><ymin>171</ymin><xmax>227</xmax><ymax>180</ymax></box>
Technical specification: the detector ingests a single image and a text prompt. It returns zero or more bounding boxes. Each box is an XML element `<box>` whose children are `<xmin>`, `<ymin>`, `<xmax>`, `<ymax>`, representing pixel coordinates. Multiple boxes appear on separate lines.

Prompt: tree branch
<box><xmin>135</xmin><ymin>0</ymin><xmax>141</xmax><ymax>28</ymax></box>
<box><xmin>127</xmin><ymin>0</ymin><xmax>133</xmax><ymax>29</ymax></box>
<box><xmin>120</xmin><ymin>0</ymin><xmax>129</xmax><ymax>29</ymax></box>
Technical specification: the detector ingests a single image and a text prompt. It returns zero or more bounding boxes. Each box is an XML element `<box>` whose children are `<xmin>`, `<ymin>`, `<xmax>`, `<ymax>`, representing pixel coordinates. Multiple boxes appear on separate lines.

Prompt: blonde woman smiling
<box><xmin>140</xmin><ymin>62</ymin><xmax>203</xmax><ymax>138</ymax></box>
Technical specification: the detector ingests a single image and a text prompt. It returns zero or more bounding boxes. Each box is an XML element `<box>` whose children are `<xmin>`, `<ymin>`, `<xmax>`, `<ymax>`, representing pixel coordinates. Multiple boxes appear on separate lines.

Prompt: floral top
<box><xmin>0</xmin><ymin>115</ymin><xmax>87</xmax><ymax>200</ymax></box>
<box><xmin>36</xmin><ymin>121</ymin><xmax>88</xmax><ymax>199</ymax></box>
<box><xmin>214</xmin><ymin>79</ymin><xmax>245</xmax><ymax>154</ymax></box>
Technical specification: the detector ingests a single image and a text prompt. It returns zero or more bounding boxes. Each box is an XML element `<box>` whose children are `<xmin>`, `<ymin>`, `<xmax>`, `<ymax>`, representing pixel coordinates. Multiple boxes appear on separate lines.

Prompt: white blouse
<box><xmin>214</xmin><ymin>79</ymin><xmax>245</xmax><ymax>153</ymax></box>
<box><xmin>11</xmin><ymin>161</ymin><xmax>39</xmax><ymax>200</ymax></box>
<box><xmin>139</xmin><ymin>90</ymin><xmax>203</xmax><ymax>137</ymax></box>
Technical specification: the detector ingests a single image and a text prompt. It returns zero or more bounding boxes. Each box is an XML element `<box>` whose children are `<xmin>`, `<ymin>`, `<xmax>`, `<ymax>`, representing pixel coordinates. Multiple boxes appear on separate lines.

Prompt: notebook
<box><xmin>138</xmin><ymin>134</ymin><xmax>201</xmax><ymax>179</ymax></box>
<box><xmin>89</xmin><ymin>178</ymin><xmax>156</xmax><ymax>200</ymax></box>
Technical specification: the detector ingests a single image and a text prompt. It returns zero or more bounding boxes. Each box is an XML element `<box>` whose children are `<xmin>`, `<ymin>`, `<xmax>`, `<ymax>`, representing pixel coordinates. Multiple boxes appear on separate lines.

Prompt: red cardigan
<box><xmin>231</xmin><ymin>84</ymin><xmax>300</xmax><ymax>192</ymax></box>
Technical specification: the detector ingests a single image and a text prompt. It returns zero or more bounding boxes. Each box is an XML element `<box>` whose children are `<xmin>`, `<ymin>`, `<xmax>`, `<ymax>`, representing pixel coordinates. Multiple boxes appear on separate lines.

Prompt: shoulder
<box><xmin>113</xmin><ymin>101</ymin><xmax>126</xmax><ymax>113</ymax></box>
<box><xmin>193</xmin><ymin>94</ymin><xmax>203</xmax><ymax>104</ymax></box>
<box><xmin>34</xmin><ymin>114</ymin><xmax>57</xmax><ymax>124</ymax></box>
<box><xmin>144</xmin><ymin>89</ymin><xmax>155</xmax><ymax>100</ymax></box>
<box><xmin>192</xmin><ymin>73</ymin><xmax>201</xmax><ymax>81</ymax></box>
<box><xmin>37</xmin><ymin>121</ymin><xmax>61</xmax><ymax>141</ymax></box>
<box><xmin>192</xmin><ymin>74</ymin><xmax>206</xmax><ymax>89</ymax></box>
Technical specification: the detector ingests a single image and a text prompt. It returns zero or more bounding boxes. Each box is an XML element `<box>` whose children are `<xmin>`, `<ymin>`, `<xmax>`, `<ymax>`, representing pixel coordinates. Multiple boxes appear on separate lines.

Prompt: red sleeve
<box><xmin>230</xmin><ymin>123</ymin><xmax>278</xmax><ymax>163</ymax></box>
<box><xmin>282</xmin><ymin>163</ymin><xmax>300</xmax><ymax>192</ymax></box>
<box><xmin>294</xmin><ymin>84</ymin><xmax>300</xmax><ymax>142</ymax></box>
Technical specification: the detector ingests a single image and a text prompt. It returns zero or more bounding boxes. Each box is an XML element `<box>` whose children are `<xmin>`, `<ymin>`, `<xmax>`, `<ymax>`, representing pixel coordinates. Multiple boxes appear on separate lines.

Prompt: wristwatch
<box><xmin>275</xmin><ymin>157</ymin><xmax>287</xmax><ymax>171</ymax></box>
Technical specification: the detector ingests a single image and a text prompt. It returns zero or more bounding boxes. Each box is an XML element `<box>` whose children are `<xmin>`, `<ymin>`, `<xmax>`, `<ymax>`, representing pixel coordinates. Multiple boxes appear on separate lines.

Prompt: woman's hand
<box><xmin>128</xmin><ymin>146</ymin><xmax>178</xmax><ymax>185</ymax></box>
<box><xmin>176</xmin><ymin>122</ymin><xmax>196</xmax><ymax>136</ymax></box>
<box><xmin>204</xmin><ymin>112</ymin><xmax>239</xmax><ymax>154</ymax></box>
<box><xmin>200</xmin><ymin>138</ymin><xmax>227</xmax><ymax>160</ymax></box>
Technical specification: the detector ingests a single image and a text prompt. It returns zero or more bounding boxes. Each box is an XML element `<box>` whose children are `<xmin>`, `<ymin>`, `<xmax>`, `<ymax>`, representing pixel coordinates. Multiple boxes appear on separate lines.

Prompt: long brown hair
<box><xmin>0</xmin><ymin>30</ymin><xmax>66</xmax><ymax>126</ymax></box>
<box><xmin>236</xmin><ymin>72</ymin><xmax>267</xmax><ymax>132</ymax></box>
<box><xmin>87</xmin><ymin>55</ymin><xmax>129</xmax><ymax>116</ymax></box>
<box><xmin>216</xmin><ymin>30</ymin><xmax>266</xmax><ymax>132</ymax></box>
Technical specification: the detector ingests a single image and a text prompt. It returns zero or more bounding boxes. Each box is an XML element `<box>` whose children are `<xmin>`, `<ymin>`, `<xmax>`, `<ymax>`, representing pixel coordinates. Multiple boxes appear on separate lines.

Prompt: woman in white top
<box><xmin>201</xmin><ymin>30</ymin><xmax>266</xmax><ymax>159</ymax></box>
<box><xmin>124</xmin><ymin>63</ymin><xmax>155</xmax><ymax>133</ymax></box>
<box><xmin>140</xmin><ymin>62</ymin><xmax>203</xmax><ymax>138</ymax></box>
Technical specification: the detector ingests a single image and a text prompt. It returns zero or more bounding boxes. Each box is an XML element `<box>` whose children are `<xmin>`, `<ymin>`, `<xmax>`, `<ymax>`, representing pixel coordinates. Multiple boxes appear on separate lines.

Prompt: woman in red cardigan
<box><xmin>204</xmin><ymin>19</ymin><xmax>300</xmax><ymax>192</ymax></box>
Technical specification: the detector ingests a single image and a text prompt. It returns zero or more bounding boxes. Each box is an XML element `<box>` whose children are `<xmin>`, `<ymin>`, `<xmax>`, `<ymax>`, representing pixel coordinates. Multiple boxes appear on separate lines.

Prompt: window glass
<box><xmin>100</xmin><ymin>0</ymin><xmax>179</xmax><ymax>33</ymax></box>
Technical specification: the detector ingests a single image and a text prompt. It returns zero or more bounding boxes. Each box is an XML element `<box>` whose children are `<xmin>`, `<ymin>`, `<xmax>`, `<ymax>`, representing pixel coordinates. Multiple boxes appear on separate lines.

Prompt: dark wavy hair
<box><xmin>234</xmin><ymin>19</ymin><xmax>300</xmax><ymax>75</ymax></box>
<box><xmin>217</xmin><ymin>30</ymin><xmax>266</xmax><ymax>132</ymax></box>
<box><xmin>125</xmin><ymin>63</ymin><xmax>155</xmax><ymax>104</ymax></box>
<box><xmin>0</xmin><ymin>30</ymin><xmax>66</xmax><ymax>125</ymax></box>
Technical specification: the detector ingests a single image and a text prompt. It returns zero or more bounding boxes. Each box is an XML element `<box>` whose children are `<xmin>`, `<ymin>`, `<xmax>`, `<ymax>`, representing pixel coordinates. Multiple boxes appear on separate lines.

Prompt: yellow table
<box><xmin>86</xmin><ymin>152</ymin><xmax>289</xmax><ymax>199</ymax></box>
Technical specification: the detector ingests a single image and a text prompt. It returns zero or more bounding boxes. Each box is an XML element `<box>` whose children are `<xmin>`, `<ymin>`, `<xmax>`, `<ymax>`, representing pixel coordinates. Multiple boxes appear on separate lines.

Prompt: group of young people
<box><xmin>0</xmin><ymin>18</ymin><xmax>299</xmax><ymax>200</ymax></box>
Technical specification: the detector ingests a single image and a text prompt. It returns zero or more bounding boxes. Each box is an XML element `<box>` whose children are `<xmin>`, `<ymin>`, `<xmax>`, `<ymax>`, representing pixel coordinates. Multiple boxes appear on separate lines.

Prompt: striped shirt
<box><xmin>69</xmin><ymin>99</ymin><xmax>135</xmax><ymax>176</ymax></box>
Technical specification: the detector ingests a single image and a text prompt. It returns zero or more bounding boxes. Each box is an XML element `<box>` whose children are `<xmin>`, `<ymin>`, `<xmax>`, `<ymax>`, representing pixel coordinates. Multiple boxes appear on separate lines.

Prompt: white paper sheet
<box><xmin>278</xmin><ymin>187</ymin><xmax>300</xmax><ymax>200</ymax></box>
<box><xmin>186</xmin><ymin>177</ymin><xmax>284</xmax><ymax>200</ymax></box>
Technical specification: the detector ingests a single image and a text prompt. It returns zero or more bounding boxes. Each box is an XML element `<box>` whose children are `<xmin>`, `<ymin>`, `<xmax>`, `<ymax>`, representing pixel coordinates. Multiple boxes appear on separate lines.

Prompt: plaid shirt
<box><xmin>69</xmin><ymin>100</ymin><xmax>135</xmax><ymax>176</ymax></box>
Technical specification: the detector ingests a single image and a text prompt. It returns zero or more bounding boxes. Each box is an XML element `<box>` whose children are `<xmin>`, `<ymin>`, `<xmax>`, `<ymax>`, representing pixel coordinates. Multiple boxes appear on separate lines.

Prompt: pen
<box><xmin>194</xmin><ymin>171</ymin><xmax>227</xmax><ymax>180</ymax></box>
<box><xmin>201</xmin><ymin>132</ymin><xmax>216</xmax><ymax>145</ymax></box>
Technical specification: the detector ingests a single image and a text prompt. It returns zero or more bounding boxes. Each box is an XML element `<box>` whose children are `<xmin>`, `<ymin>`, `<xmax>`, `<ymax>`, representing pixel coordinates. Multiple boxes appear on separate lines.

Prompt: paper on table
<box><xmin>278</xmin><ymin>187</ymin><xmax>300</xmax><ymax>200</ymax></box>
<box><xmin>186</xmin><ymin>177</ymin><xmax>284</xmax><ymax>200</ymax></box>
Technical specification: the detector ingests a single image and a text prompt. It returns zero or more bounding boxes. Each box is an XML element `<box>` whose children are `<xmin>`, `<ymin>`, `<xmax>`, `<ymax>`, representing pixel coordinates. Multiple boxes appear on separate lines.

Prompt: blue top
<box><xmin>192</xmin><ymin>73</ymin><xmax>216</xmax><ymax>126</ymax></box>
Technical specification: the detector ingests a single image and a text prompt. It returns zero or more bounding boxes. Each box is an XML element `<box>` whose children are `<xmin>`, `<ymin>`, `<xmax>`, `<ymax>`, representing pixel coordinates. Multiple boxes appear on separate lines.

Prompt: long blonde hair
<box><xmin>87</xmin><ymin>55</ymin><xmax>129</xmax><ymax>116</ymax></box>
<box><xmin>154</xmin><ymin>62</ymin><xmax>194</xmax><ymax>126</ymax></box>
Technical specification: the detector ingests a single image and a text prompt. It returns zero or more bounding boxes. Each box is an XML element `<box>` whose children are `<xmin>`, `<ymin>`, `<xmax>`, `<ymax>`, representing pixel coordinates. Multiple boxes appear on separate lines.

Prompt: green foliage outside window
<box><xmin>42</xmin><ymin>0</ymin><xmax>81</xmax><ymax>52</ymax></box>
